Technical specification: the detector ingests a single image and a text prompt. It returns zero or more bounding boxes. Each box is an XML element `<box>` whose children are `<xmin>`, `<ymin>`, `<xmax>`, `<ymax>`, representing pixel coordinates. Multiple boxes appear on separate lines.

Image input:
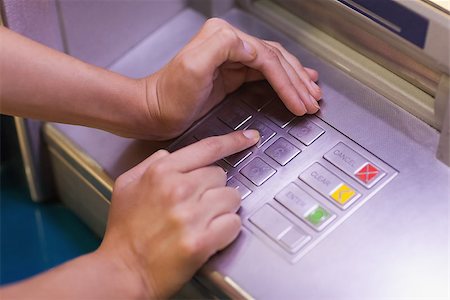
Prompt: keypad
<box><xmin>218</xmin><ymin>103</ymin><xmax>252</xmax><ymax>130</ymax></box>
<box><xmin>289</xmin><ymin>119</ymin><xmax>324</xmax><ymax>146</ymax></box>
<box><xmin>262</xmin><ymin>101</ymin><xmax>296</xmax><ymax>128</ymax></box>
<box><xmin>240</xmin><ymin>158</ymin><xmax>276</xmax><ymax>186</ymax></box>
<box><xmin>224</xmin><ymin>150</ymin><xmax>252</xmax><ymax>167</ymax></box>
<box><xmin>194</xmin><ymin>118</ymin><xmax>231</xmax><ymax>140</ymax></box>
<box><xmin>227</xmin><ymin>177</ymin><xmax>252</xmax><ymax>200</ymax></box>
<box><xmin>245</xmin><ymin>120</ymin><xmax>276</xmax><ymax>148</ymax></box>
<box><xmin>167</xmin><ymin>81</ymin><xmax>397</xmax><ymax>262</ymax></box>
<box><xmin>265</xmin><ymin>138</ymin><xmax>300</xmax><ymax>166</ymax></box>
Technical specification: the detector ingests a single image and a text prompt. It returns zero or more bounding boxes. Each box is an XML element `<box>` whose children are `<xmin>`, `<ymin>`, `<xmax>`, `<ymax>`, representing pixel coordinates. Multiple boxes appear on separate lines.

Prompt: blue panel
<box><xmin>337</xmin><ymin>0</ymin><xmax>429</xmax><ymax>48</ymax></box>
<box><xmin>0</xmin><ymin>158</ymin><xmax>100</xmax><ymax>285</ymax></box>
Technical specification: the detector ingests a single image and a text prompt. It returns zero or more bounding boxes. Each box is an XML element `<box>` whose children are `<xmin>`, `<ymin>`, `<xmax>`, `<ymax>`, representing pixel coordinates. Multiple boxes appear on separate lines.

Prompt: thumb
<box><xmin>187</xmin><ymin>28</ymin><xmax>256</xmax><ymax>79</ymax></box>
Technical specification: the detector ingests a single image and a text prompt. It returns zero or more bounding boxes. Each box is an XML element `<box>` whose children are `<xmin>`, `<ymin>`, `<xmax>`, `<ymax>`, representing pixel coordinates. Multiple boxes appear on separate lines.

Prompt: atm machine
<box><xmin>3</xmin><ymin>0</ymin><xmax>449</xmax><ymax>299</ymax></box>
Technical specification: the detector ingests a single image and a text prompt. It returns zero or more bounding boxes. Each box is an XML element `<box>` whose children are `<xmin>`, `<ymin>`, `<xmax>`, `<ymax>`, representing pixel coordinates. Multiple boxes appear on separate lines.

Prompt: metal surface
<box><xmin>57</xmin><ymin>0</ymin><xmax>187</xmax><ymax>68</ymax></box>
<box><xmin>273</xmin><ymin>0</ymin><xmax>446</xmax><ymax>96</ymax></box>
<box><xmin>169</xmin><ymin>78</ymin><xmax>399</xmax><ymax>266</ymax></box>
<box><xmin>242</xmin><ymin>0</ymin><xmax>438</xmax><ymax>129</ymax></box>
<box><xmin>41</xmin><ymin>5</ymin><xmax>449</xmax><ymax>300</ymax></box>
<box><xmin>196</xmin><ymin>8</ymin><xmax>449</xmax><ymax>299</ymax></box>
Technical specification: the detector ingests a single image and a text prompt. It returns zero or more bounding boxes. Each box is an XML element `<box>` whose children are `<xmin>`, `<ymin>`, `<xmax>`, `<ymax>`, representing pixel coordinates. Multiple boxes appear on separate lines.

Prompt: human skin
<box><xmin>0</xmin><ymin>18</ymin><xmax>321</xmax><ymax>299</ymax></box>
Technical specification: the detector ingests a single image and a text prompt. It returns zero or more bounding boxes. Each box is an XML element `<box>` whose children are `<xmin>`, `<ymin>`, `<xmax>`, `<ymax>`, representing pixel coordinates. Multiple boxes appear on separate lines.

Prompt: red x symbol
<box><xmin>356</xmin><ymin>163</ymin><xmax>379</xmax><ymax>184</ymax></box>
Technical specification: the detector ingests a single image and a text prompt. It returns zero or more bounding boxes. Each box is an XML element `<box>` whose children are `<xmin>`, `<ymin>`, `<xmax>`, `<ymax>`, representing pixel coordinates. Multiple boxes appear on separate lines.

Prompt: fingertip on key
<box><xmin>310</xmin><ymin>95</ymin><xmax>320</xmax><ymax>110</ymax></box>
<box><xmin>310</xmin><ymin>80</ymin><xmax>322</xmax><ymax>100</ymax></box>
<box><xmin>243</xmin><ymin>129</ymin><xmax>260</xmax><ymax>141</ymax></box>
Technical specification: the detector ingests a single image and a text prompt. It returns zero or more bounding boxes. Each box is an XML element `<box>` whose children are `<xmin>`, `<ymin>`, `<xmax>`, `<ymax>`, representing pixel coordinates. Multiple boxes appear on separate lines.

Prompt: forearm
<box><xmin>0</xmin><ymin>250</ymin><xmax>148</xmax><ymax>300</ymax></box>
<box><xmin>0</xmin><ymin>27</ymin><xmax>153</xmax><ymax>138</ymax></box>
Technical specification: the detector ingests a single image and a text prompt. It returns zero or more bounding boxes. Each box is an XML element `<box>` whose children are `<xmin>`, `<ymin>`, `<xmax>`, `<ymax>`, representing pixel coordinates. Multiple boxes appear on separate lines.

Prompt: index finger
<box><xmin>168</xmin><ymin>130</ymin><xmax>260</xmax><ymax>172</ymax></box>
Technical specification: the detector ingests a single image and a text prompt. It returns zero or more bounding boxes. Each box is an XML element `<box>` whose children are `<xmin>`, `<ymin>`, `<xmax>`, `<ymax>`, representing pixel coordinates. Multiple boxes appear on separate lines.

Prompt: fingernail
<box><xmin>243</xmin><ymin>40</ymin><xmax>255</xmax><ymax>56</ymax></box>
<box><xmin>310</xmin><ymin>80</ymin><xmax>322</xmax><ymax>100</ymax></box>
<box><xmin>310</xmin><ymin>80</ymin><xmax>320</xmax><ymax>92</ymax></box>
<box><xmin>243</xmin><ymin>129</ymin><xmax>260</xmax><ymax>141</ymax></box>
<box><xmin>297</xmin><ymin>97</ymin><xmax>307</xmax><ymax>115</ymax></box>
<box><xmin>310</xmin><ymin>95</ymin><xmax>320</xmax><ymax>109</ymax></box>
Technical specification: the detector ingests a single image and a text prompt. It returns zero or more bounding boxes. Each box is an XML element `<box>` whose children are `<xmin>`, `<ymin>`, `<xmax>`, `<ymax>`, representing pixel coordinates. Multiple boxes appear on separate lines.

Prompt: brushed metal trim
<box><xmin>43</xmin><ymin>123</ymin><xmax>113</xmax><ymax>200</ymax></box>
<box><xmin>241</xmin><ymin>0</ymin><xmax>437</xmax><ymax>128</ymax></box>
<box><xmin>200</xmin><ymin>268</ymin><xmax>255</xmax><ymax>300</ymax></box>
<box><xmin>48</xmin><ymin>146</ymin><xmax>110</xmax><ymax>236</ymax></box>
<box><xmin>422</xmin><ymin>0</ymin><xmax>450</xmax><ymax>14</ymax></box>
<box><xmin>14</xmin><ymin>117</ymin><xmax>40</xmax><ymax>201</ymax></box>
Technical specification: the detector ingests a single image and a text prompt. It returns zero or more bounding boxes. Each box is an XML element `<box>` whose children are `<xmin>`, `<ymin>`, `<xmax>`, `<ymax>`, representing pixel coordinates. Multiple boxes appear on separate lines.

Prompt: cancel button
<box><xmin>324</xmin><ymin>142</ymin><xmax>367</xmax><ymax>175</ymax></box>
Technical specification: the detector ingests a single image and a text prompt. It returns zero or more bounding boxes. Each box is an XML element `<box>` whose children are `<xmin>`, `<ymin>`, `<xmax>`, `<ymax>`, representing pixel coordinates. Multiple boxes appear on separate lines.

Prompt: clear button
<box><xmin>300</xmin><ymin>163</ymin><xmax>360</xmax><ymax>209</ymax></box>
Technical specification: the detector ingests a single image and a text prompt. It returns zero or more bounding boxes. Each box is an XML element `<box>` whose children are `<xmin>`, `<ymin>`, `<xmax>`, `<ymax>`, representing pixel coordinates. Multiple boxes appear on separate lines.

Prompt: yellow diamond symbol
<box><xmin>330</xmin><ymin>184</ymin><xmax>356</xmax><ymax>205</ymax></box>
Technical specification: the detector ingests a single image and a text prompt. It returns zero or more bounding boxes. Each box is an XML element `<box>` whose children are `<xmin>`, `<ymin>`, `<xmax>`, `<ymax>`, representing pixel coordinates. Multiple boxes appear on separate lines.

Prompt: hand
<box><xmin>98</xmin><ymin>130</ymin><xmax>260</xmax><ymax>299</ymax></box>
<box><xmin>142</xmin><ymin>18</ymin><xmax>321</xmax><ymax>139</ymax></box>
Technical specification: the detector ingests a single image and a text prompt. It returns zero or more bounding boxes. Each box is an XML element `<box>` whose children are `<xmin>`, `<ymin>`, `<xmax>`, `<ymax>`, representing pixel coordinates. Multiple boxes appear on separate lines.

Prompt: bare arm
<box><xmin>0</xmin><ymin>20</ymin><xmax>321</xmax><ymax>140</ymax></box>
<box><xmin>0</xmin><ymin>26</ymin><xmax>150</xmax><ymax>138</ymax></box>
<box><xmin>0</xmin><ymin>251</ymin><xmax>146</xmax><ymax>299</ymax></box>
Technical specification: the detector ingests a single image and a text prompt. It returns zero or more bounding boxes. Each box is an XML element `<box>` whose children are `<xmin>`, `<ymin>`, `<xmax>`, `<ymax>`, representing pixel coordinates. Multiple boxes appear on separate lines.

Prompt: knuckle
<box><xmin>180</xmin><ymin>236</ymin><xmax>204</xmax><ymax>258</ymax></box>
<box><xmin>114</xmin><ymin>174</ymin><xmax>128</xmax><ymax>190</ymax></box>
<box><xmin>176</xmin><ymin>52</ymin><xmax>202</xmax><ymax>79</ymax></box>
<box><xmin>265</xmin><ymin>45</ymin><xmax>280</xmax><ymax>61</ymax></box>
<box><xmin>169</xmin><ymin>208</ymin><xmax>192</xmax><ymax>227</ymax></box>
<box><xmin>271</xmin><ymin>41</ymin><xmax>283</xmax><ymax>49</ymax></box>
<box><xmin>147</xmin><ymin>161</ymin><xmax>169</xmax><ymax>177</ymax></box>
<box><xmin>217</xmin><ymin>27</ymin><xmax>239</xmax><ymax>46</ymax></box>
<box><xmin>154</xmin><ymin>149</ymin><xmax>170</xmax><ymax>157</ymax></box>
<box><xmin>170</xmin><ymin>182</ymin><xmax>193</xmax><ymax>201</ymax></box>
<box><xmin>204</xmin><ymin>17</ymin><xmax>229</xmax><ymax>30</ymax></box>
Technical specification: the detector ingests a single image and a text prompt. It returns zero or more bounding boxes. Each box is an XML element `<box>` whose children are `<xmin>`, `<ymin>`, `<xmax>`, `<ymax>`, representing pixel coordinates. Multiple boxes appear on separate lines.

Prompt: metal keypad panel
<box><xmin>168</xmin><ymin>81</ymin><xmax>398</xmax><ymax>263</ymax></box>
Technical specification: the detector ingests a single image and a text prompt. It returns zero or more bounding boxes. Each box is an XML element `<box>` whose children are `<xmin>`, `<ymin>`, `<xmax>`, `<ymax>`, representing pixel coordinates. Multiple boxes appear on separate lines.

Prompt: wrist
<box><xmin>92</xmin><ymin>246</ymin><xmax>152</xmax><ymax>299</ymax></box>
<box><xmin>139</xmin><ymin>73</ymin><xmax>194</xmax><ymax>141</ymax></box>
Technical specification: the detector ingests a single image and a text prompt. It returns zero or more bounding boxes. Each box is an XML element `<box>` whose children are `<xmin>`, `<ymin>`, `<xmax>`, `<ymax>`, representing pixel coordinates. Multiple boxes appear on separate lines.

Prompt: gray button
<box><xmin>227</xmin><ymin>177</ymin><xmax>252</xmax><ymax>200</ymax></box>
<box><xmin>299</xmin><ymin>163</ymin><xmax>360</xmax><ymax>209</ymax></box>
<box><xmin>169</xmin><ymin>136</ymin><xmax>197</xmax><ymax>152</ymax></box>
<box><xmin>224</xmin><ymin>150</ymin><xmax>252</xmax><ymax>167</ymax></box>
<box><xmin>241</xmin><ymin>81</ymin><xmax>275</xmax><ymax>111</ymax></box>
<box><xmin>194</xmin><ymin>118</ymin><xmax>231</xmax><ymax>140</ymax></box>
<box><xmin>215</xmin><ymin>161</ymin><xmax>231</xmax><ymax>176</ymax></box>
<box><xmin>324</xmin><ymin>142</ymin><xmax>385</xmax><ymax>188</ymax></box>
<box><xmin>249</xmin><ymin>204</ymin><xmax>292</xmax><ymax>240</ymax></box>
<box><xmin>263</xmin><ymin>101</ymin><xmax>296</xmax><ymax>128</ymax></box>
<box><xmin>299</xmin><ymin>163</ymin><xmax>342</xmax><ymax>195</ymax></box>
<box><xmin>275</xmin><ymin>183</ymin><xmax>318</xmax><ymax>218</ymax></box>
<box><xmin>245</xmin><ymin>120</ymin><xmax>275</xmax><ymax>148</ymax></box>
<box><xmin>265</xmin><ymin>138</ymin><xmax>301</xmax><ymax>166</ymax></box>
<box><xmin>218</xmin><ymin>104</ymin><xmax>252</xmax><ymax>130</ymax></box>
<box><xmin>278</xmin><ymin>227</ymin><xmax>311</xmax><ymax>253</ymax></box>
<box><xmin>289</xmin><ymin>119</ymin><xmax>324</xmax><ymax>146</ymax></box>
<box><xmin>242</xmin><ymin>95</ymin><xmax>272</xmax><ymax>112</ymax></box>
<box><xmin>250</xmin><ymin>204</ymin><xmax>310</xmax><ymax>252</ymax></box>
<box><xmin>240</xmin><ymin>157</ymin><xmax>276</xmax><ymax>186</ymax></box>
